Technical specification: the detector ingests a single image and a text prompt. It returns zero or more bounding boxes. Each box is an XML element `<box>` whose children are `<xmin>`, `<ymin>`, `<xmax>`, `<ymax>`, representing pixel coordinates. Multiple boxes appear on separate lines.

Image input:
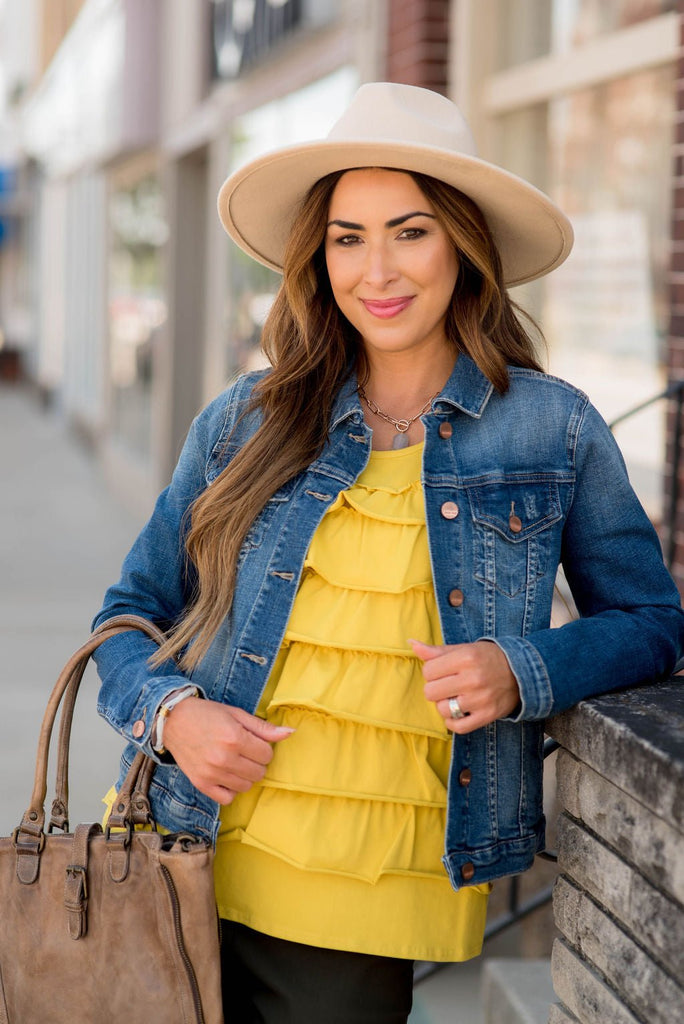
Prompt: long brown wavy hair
<box><xmin>153</xmin><ymin>169</ymin><xmax>544</xmax><ymax>669</ymax></box>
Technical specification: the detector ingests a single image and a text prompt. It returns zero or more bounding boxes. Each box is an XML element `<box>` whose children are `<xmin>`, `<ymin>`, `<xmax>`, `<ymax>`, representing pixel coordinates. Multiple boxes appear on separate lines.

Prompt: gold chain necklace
<box><xmin>358</xmin><ymin>386</ymin><xmax>438</xmax><ymax>449</ymax></box>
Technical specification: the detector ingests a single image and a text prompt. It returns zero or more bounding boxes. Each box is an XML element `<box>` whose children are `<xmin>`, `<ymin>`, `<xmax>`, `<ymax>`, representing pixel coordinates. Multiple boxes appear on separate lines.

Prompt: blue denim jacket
<box><xmin>93</xmin><ymin>354</ymin><xmax>684</xmax><ymax>889</ymax></box>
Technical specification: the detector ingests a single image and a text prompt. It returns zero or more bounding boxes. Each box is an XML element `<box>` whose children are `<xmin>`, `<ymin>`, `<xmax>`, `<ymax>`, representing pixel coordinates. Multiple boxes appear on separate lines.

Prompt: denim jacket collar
<box><xmin>436</xmin><ymin>353</ymin><xmax>494</xmax><ymax>419</ymax></box>
<box><xmin>330</xmin><ymin>371</ymin><xmax>364</xmax><ymax>431</ymax></box>
<box><xmin>329</xmin><ymin>353</ymin><xmax>495</xmax><ymax>431</ymax></box>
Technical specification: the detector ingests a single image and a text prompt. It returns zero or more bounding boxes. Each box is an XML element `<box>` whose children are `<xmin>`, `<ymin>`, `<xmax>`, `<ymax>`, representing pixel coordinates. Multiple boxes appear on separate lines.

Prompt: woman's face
<box><xmin>324</xmin><ymin>168</ymin><xmax>459</xmax><ymax>361</ymax></box>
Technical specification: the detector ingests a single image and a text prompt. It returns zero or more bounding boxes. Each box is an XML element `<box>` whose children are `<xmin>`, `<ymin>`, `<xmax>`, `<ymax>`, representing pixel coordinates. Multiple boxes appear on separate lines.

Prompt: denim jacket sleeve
<box><xmin>91</xmin><ymin>381</ymin><xmax>248</xmax><ymax>761</ymax></box>
<box><xmin>492</xmin><ymin>398</ymin><xmax>684</xmax><ymax>720</ymax></box>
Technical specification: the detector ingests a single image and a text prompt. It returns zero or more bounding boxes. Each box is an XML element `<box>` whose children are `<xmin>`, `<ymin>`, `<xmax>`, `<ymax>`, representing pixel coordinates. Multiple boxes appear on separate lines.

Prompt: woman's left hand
<box><xmin>410</xmin><ymin>639</ymin><xmax>520</xmax><ymax>733</ymax></box>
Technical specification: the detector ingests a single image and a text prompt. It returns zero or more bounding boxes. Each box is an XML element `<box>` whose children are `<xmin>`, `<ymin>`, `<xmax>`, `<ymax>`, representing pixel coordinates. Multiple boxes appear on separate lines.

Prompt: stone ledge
<box><xmin>548</xmin><ymin>682</ymin><xmax>683</xmax><ymax>1024</ymax></box>
<box><xmin>551</xmin><ymin>939</ymin><xmax>642</xmax><ymax>1024</ymax></box>
<box><xmin>557</xmin><ymin>814</ymin><xmax>682</xmax><ymax>979</ymax></box>
<box><xmin>553</xmin><ymin>875</ymin><xmax>682</xmax><ymax>1024</ymax></box>
<box><xmin>556</xmin><ymin>749</ymin><xmax>683</xmax><ymax>901</ymax></box>
<box><xmin>548</xmin><ymin>679</ymin><xmax>684</xmax><ymax>829</ymax></box>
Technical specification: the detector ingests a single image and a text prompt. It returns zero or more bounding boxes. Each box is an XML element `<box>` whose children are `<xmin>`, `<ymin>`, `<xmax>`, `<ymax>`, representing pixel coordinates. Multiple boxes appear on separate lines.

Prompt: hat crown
<box><xmin>326</xmin><ymin>82</ymin><xmax>478</xmax><ymax>158</ymax></box>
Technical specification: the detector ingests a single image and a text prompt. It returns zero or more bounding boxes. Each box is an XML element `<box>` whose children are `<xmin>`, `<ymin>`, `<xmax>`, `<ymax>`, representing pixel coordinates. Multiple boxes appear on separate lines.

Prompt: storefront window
<box><xmin>211</xmin><ymin>0</ymin><xmax>303</xmax><ymax>80</ymax></box>
<box><xmin>108</xmin><ymin>173</ymin><xmax>168</xmax><ymax>460</ymax></box>
<box><xmin>495</xmin><ymin>0</ymin><xmax>675</xmax><ymax>69</ymax></box>
<box><xmin>228</xmin><ymin>248</ymin><xmax>281</xmax><ymax>372</ymax></box>
<box><xmin>224</xmin><ymin>66</ymin><xmax>356</xmax><ymax>374</ymax></box>
<box><xmin>499</xmin><ymin>63</ymin><xmax>674</xmax><ymax>519</ymax></box>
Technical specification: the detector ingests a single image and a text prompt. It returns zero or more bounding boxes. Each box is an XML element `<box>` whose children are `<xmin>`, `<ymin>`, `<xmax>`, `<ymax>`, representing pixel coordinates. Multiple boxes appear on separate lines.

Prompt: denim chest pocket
<box><xmin>468</xmin><ymin>481</ymin><xmax>563</xmax><ymax>597</ymax></box>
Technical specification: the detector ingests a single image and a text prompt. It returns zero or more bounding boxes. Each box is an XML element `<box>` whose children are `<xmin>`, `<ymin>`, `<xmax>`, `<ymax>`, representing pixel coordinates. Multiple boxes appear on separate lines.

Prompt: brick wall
<box><xmin>666</xmin><ymin>2</ymin><xmax>684</xmax><ymax>589</ymax></box>
<box><xmin>385</xmin><ymin>0</ymin><xmax>450</xmax><ymax>94</ymax></box>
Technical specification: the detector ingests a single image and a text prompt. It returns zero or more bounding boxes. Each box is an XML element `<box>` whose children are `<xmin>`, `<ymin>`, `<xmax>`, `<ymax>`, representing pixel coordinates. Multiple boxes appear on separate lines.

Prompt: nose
<box><xmin>362</xmin><ymin>241</ymin><xmax>399</xmax><ymax>289</ymax></box>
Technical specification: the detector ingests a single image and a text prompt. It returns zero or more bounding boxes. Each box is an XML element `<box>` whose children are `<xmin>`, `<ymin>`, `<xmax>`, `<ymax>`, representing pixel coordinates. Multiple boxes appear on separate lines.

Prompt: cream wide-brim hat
<box><xmin>217</xmin><ymin>82</ymin><xmax>573</xmax><ymax>287</ymax></box>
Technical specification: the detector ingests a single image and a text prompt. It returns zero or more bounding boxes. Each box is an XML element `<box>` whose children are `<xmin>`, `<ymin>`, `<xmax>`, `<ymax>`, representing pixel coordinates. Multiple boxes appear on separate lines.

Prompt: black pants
<box><xmin>220</xmin><ymin>920</ymin><xmax>414</xmax><ymax>1023</ymax></box>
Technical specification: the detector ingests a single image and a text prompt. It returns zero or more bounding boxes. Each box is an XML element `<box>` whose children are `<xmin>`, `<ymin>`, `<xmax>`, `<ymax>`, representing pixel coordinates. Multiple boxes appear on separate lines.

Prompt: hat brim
<box><xmin>217</xmin><ymin>140</ymin><xmax>573</xmax><ymax>287</ymax></box>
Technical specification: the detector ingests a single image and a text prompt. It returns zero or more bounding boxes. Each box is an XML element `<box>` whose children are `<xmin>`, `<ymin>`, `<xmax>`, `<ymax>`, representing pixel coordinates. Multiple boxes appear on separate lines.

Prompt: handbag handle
<box><xmin>13</xmin><ymin>615</ymin><xmax>170</xmax><ymax>882</ymax></box>
<box><xmin>48</xmin><ymin>615</ymin><xmax>167</xmax><ymax>832</ymax></box>
<box><xmin>47</xmin><ymin>654</ymin><xmax>89</xmax><ymax>832</ymax></box>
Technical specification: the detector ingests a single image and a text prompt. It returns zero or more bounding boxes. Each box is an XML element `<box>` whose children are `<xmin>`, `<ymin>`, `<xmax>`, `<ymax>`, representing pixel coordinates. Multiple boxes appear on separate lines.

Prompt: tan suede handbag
<box><xmin>0</xmin><ymin>615</ymin><xmax>223</xmax><ymax>1023</ymax></box>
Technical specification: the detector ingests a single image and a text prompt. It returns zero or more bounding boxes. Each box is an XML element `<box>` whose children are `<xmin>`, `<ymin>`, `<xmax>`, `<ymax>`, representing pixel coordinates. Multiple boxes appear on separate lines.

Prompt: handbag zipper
<box><xmin>159</xmin><ymin>863</ymin><xmax>206</xmax><ymax>1024</ymax></box>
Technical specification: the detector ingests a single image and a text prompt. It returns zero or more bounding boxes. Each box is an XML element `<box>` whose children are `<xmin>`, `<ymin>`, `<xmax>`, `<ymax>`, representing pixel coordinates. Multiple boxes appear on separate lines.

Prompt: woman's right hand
<box><xmin>162</xmin><ymin>697</ymin><xmax>294</xmax><ymax>804</ymax></box>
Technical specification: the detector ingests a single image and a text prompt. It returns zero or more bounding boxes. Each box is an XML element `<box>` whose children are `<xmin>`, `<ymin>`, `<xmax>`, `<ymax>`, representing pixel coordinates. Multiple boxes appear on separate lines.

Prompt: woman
<box><xmin>94</xmin><ymin>83</ymin><xmax>684</xmax><ymax>1022</ymax></box>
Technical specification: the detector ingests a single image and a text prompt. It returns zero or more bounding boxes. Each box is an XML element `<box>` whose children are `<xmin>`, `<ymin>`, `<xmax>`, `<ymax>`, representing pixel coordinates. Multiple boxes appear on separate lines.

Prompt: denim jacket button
<box><xmin>132</xmin><ymin>719</ymin><xmax>145</xmax><ymax>739</ymax></box>
<box><xmin>458</xmin><ymin>768</ymin><xmax>472</xmax><ymax>786</ymax></box>
<box><xmin>438</xmin><ymin>421</ymin><xmax>453</xmax><ymax>439</ymax></box>
<box><xmin>441</xmin><ymin>501</ymin><xmax>459</xmax><ymax>519</ymax></box>
<box><xmin>461</xmin><ymin>862</ymin><xmax>475</xmax><ymax>881</ymax></box>
<box><xmin>448</xmin><ymin>589</ymin><xmax>464</xmax><ymax>607</ymax></box>
<box><xmin>509</xmin><ymin>514</ymin><xmax>523</xmax><ymax>533</ymax></box>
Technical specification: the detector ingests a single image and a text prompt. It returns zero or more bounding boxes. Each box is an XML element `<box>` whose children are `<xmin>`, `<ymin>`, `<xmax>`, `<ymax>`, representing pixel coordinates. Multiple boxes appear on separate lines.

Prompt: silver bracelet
<box><xmin>152</xmin><ymin>685</ymin><xmax>199</xmax><ymax>754</ymax></box>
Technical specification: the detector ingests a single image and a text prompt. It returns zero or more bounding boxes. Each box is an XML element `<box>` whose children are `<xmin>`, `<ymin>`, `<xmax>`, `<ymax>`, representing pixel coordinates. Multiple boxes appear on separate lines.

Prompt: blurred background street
<box><xmin>0</xmin><ymin>380</ymin><xmax>143</xmax><ymax>834</ymax></box>
<box><xmin>1</xmin><ymin>2</ymin><xmax>683</xmax><ymax>1022</ymax></box>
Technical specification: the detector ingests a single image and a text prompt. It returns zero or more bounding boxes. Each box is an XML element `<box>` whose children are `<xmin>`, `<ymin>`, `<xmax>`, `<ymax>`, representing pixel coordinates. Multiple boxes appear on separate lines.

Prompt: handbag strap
<box><xmin>48</xmin><ymin>656</ymin><xmax>89</xmax><ymax>832</ymax></box>
<box><xmin>64</xmin><ymin>822</ymin><xmax>103</xmax><ymax>939</ymax></box>
<box><xmin>14</xmin><ymin>615</ymin><xmax>169</xmax><ymax>883</ymax></box>
<box><xmin>49</xmin><ymin>615</ymin><xmax>167</xmax><ymax>832</ymax></box>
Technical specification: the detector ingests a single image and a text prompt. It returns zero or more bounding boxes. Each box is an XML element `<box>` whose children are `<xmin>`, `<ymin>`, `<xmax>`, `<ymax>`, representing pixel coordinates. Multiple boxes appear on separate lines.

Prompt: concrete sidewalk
<box><xmin>0</xmin><ymin>383</ymin><xmax>146</xmax><ymax>834</ymax></box>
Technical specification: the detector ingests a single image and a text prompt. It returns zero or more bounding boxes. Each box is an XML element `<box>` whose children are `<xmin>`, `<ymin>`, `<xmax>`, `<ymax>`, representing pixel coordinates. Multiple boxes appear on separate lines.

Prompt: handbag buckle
<box><xmin>65</xmin><ymin>864</ymin><xmax>88</xmax><ymax>900</ymax></box>
<box><xmin>104</xmin><ymin>821</ymin><xmax>133</xmax><ymax>847</ymax></box>
<box><xmin>12</xmin><ymin>826</ymin><xmax>46</xmax><ymax>854</ymax></box>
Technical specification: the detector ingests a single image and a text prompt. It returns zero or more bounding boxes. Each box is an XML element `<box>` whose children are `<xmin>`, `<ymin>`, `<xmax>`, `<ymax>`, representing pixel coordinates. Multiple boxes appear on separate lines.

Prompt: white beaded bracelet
<box><xmin>152</xmin><ymin>685</ymin><xmax>199</xmax><ymax>755</ymax></box>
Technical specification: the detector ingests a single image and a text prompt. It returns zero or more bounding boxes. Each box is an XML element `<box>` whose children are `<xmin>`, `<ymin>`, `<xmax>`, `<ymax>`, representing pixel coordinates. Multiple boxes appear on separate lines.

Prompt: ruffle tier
<box><xmin>286</xmin><ymin>570</ymin><xmax>442</xmax><ymax>651</ymax></box>
<box><xmin>221</xmin><ymin>788</ymin><xmax>449</xmax><ymax>882</ymax></box>
<box><xmin>267</xmin><ymin>642</ymin><xmax>446</xmax><ymax>738</ymax></box>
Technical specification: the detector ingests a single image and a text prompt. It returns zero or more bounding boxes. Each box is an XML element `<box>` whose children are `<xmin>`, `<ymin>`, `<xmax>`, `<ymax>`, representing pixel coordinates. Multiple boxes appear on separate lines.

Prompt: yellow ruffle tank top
<box><xmin>215</xmin><ymin>442</ymin><xmax>489</xmax><ymax>961</ymax></box>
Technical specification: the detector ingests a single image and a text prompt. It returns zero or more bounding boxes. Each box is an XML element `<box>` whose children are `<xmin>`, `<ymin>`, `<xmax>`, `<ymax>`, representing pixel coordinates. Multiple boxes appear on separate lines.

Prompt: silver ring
<box><xmin>448</xmin><ymin>696</ymin><xmax>465</xmax><ymax>720</ymax></box>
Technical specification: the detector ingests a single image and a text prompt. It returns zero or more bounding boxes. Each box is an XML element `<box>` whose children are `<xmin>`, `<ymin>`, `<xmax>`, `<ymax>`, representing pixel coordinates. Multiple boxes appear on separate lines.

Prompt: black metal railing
<box><xmin>608</xmin><ymin>378</ymin><xmax>684</xmax><ymax>570</ymax></box>
<box><xmin>415</xmin><ymin>380</ymin><xmax>684</xmax><ymax>987</ymax></box>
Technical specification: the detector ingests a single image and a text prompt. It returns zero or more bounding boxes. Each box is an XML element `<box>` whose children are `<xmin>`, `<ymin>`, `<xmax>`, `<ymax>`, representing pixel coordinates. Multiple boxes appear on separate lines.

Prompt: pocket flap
<box><xmin>468</xmin><ymin>481</ymin><xmax>562</xmax><ymax>541</ymax></box>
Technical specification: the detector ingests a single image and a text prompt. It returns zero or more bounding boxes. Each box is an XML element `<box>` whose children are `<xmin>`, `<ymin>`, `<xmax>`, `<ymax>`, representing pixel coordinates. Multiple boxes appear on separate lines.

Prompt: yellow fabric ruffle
<box><xmin>220</xmin><ymin>789</ymin><xmax>450</xmax><ymax>882</ymax></box>
<box><xmin>216</xmin><ymin>442</ymin><xmax>490</xmax><ymax>961</ymax></box>
<box><xmin>268</xmin><ymin>642</ymin><xmax>447</xmax><ymax>738</ymax></box>
<box><xmin>286</xmin><ymin>571</ymin><xmax>441</xmax><ymax>653</ymax></box>
<box><xmin>219</xmin><ymin>843</ymin><xmax>490</xmax><ymax>962</ymax></box>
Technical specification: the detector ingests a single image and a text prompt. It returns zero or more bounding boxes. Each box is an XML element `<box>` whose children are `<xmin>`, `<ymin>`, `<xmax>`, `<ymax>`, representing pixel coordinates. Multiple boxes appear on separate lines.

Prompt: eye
<box><xmin>332</xmin><ymin>233</ymin><xmax>362</xmax><ymax>247</ymax></box>
<box><xmin>398</xmin><ymin>227</ymin><xmax>427</xmax><ymax>240</ymax></box>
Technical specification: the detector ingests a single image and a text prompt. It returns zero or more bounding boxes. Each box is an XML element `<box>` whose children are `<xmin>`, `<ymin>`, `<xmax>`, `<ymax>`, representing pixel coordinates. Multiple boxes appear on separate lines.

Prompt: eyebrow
<box><xmin>327</xmin><ymin>211</ymin><xmax>437</xmax><ymax>230</ymax></box>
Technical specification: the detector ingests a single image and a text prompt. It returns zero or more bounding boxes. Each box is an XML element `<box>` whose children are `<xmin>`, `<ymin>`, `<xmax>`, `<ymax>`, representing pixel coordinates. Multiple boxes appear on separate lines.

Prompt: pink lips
<box><xmin>360</xmin><ymin>296</ymin><xmax>415</xmax><ymax>319</ymax></box>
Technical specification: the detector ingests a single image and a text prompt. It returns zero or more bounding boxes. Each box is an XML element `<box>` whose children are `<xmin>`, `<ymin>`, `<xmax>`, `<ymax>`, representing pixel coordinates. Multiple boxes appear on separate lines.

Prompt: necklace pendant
<box><xmin>392</xmin><ymin>432</ymin><xmax>410</xmax><ymax>450</ymax></box>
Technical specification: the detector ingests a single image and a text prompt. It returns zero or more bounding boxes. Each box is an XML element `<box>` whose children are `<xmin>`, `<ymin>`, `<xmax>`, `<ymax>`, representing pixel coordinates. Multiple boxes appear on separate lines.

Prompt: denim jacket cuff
<box><xmin>482</xmin><ymin>636</ymin><xmax>553</xmax><ymax>721</ymax></box>
<box><xmin>106</xmin><ymin>678</ymin><xmax>207</xmax><ymax>763</ymax></box>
